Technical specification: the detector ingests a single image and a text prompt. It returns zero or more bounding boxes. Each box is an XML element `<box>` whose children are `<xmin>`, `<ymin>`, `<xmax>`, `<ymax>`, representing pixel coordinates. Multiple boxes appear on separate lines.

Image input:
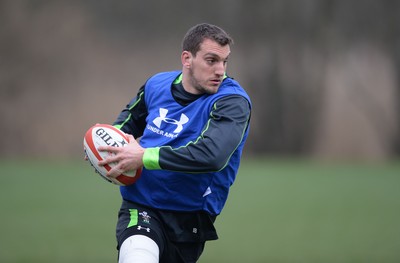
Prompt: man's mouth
<box><xmin>210</xmin><ymin>79</ymin><xmax>221</xmax><ymax>85</ymax></box>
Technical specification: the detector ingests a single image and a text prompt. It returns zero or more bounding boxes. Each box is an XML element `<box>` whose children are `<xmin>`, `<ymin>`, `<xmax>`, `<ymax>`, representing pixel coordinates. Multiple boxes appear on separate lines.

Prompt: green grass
<box><xmin>1</xmin><ymin>158</ymin><xmax>400</xmax><ymax>262</ymax></box>
<box><xmin>0</xmin><ymin>159</ymin><xmax>121</xmax><ymax>263</ymax></box>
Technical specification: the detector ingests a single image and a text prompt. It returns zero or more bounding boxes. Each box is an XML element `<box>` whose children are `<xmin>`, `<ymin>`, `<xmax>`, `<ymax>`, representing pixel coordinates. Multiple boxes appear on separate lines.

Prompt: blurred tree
<box><xmin>0</xmin><ymin>0</ymin><xmax>398</xmax><ymax>160</ymax></box>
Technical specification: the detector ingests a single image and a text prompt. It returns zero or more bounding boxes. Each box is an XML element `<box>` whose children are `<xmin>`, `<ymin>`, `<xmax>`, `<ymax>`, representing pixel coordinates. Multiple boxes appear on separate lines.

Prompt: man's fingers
<box><xmin>98</xmin><ymin>156</ymin><xmax>123</xmax><ymax>178</ymax></box>
<box><xmin>126</xmin><ymin>134</ymin><xmax>135</xmax><ymax>143</ymax></box>
<box><xmin>98</xmin><ymin>154</ymin><xmax>118</xmax><ymax>166</ymax></box>
<box><xmin>97</xmin><ymin>145</ymin><xmax>122</xmax><ymax>166</ymax></box>
<box><xmin>107</xmin><ymin>165</ymin><xmax>123</xmax><ymax>178</ymax></box>
<box><xmin>96</xmin><ymin>140</ymin><xmax>141</xmax><ymax>177</ymax></box>
<box><xmin>107</xmin><ymin>160</ymin><xmax>132</xmax><ymax>178</ymax></box>
<box><xmin>98</xmin><ymin>145</ymin><xmax>119</xmax><ymax>153</ymax></box>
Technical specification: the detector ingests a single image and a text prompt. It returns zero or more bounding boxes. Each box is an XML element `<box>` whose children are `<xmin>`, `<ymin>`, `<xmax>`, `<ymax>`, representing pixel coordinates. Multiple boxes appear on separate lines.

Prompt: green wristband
<box><xmin>143</xmin><ymin>147</ymin><xmax>161</xmax><ymax>170</ymax></box>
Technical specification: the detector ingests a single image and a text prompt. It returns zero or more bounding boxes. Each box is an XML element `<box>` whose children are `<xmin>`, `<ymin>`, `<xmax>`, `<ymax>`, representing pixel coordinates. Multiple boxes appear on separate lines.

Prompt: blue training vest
<box><xmin>120</xmin><ymin>71</ymin><xmax>251</xmax><ymax>215</ymax></box>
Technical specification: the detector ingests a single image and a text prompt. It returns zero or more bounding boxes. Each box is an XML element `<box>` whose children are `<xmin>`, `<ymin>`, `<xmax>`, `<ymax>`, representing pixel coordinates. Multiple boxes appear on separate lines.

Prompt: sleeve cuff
<box><xmin>143</xmin><ymin>147</ymin><xmax>161</xmax><ymax>170</ymax></box>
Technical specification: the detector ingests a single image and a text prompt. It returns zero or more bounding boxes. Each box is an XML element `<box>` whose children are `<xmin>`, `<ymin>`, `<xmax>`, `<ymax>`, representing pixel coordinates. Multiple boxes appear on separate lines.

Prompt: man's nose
<box><xmin>215</xmin><ymin>62</ymin><xmax>225</xmax><ymax>76</ymax></box>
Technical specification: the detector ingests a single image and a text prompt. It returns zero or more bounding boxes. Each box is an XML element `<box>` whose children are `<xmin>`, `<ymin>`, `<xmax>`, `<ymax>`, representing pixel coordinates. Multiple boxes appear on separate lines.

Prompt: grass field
<box><xmin>0</xmin><ymin>157</ymin><xmax>399</xmax><ymax>262</ymax></box>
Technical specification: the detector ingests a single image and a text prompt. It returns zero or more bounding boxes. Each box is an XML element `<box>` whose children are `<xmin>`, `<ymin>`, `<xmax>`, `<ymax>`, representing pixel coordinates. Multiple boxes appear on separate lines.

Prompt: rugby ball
<box><xmin>83</xmin><ymin>124</ymin><xmax>141</xmax><ymax>186</ymax></box>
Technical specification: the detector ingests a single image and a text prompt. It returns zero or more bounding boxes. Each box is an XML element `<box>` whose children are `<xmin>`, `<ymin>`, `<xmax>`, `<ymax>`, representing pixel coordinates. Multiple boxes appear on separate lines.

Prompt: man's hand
<box><xmin>98</xmin><ymin>134</ymin><xmax>145</xmax><ymax>178</ymax></box>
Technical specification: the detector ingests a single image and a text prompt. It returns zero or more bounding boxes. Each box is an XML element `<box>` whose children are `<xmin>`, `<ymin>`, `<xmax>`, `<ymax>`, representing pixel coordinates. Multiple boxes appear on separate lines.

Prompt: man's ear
<box><xmin>181</xmin><ymin>51</ymin><xmax>192</xmax><ymax>68</ymax></box>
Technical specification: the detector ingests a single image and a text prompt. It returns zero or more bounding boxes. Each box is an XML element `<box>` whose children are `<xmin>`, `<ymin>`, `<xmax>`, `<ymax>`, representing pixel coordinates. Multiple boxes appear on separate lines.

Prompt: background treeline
<box><xmin>1</xmin><ymin>0</ymin><xmax>399</xmax><ymax>161</ymax></box>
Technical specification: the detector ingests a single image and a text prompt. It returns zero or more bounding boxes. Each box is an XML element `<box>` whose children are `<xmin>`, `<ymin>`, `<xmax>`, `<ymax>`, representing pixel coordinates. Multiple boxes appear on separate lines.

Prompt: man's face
<box><xmin>183</xmin><ymin>38</ymin><xmax>230</xmax><ymax>95</ymax></box>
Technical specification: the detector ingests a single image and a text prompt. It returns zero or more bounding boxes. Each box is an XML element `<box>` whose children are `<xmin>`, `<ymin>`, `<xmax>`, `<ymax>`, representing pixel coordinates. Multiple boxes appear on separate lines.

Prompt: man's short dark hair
<box><xmin>182</xmin><ymin>23</ymin><xmax>233</xmax><ymax>56</ymax></box>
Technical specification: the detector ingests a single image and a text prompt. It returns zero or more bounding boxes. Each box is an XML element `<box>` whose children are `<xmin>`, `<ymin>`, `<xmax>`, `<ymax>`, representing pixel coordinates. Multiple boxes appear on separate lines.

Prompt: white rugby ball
<box><xmin>83</xmin><ymin>124</ymin><xmax>141</xmax><ymax>186</ymax></box>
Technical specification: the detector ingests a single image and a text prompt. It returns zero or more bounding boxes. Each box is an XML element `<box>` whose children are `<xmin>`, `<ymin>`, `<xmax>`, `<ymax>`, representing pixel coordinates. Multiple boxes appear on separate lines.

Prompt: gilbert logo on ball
<box><xmin>83</xmin><ymin>124</ymin><xmax>141</xmax><ymax>186</ymax></box>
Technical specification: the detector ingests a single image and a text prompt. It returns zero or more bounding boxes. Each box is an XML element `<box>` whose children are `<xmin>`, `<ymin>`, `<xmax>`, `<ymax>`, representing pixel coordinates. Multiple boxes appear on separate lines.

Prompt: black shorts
<box><xmin>116</xmin><ymin>199</ymin><xmax>218</xmax><ymax>263</ymax></box>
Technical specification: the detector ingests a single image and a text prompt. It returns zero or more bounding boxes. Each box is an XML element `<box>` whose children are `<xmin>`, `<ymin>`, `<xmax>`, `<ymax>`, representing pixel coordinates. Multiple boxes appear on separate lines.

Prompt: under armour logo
<box><xmin>153</xmin><ymin>108</ymin><xmax>189</xmax><ymax>133</ymax></box>
<box><xmin>137</xmin><ymin>225</ymin><xmax>150</xmax><ymax>232</ymax></box>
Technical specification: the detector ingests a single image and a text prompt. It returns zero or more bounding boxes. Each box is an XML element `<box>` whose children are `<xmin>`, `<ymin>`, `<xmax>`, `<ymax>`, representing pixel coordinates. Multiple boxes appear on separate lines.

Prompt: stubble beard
<box><xmin>188</xmin><ymin>68</ymin><xmax>218</xmax><ymax>95</ymax></box>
